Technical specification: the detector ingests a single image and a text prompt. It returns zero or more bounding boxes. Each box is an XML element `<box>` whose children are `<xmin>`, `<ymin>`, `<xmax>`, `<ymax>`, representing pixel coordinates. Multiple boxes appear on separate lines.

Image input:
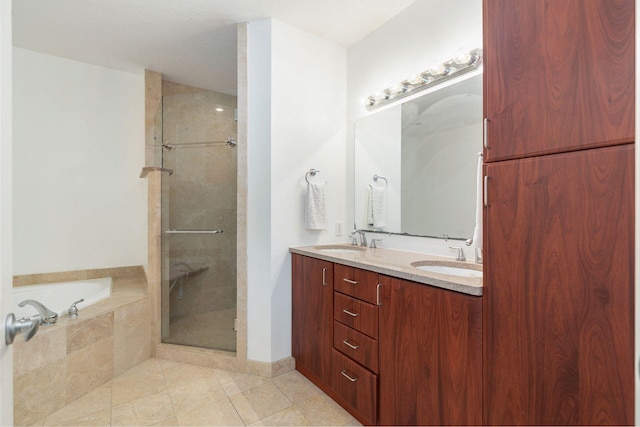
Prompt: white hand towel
<box><xmin>305</xmin><ymin>182</ymin><xmax>327</xmax><ymax>230</ymax></box>
<box><xmin>368</xmin><ymin>186</ymin><xmax>387</xmax><ymax>228</ymax></box>
<box><xmin>471</xmin><ymin>153</ymin><xmax>483</xmax><ymax>247</ymax></box>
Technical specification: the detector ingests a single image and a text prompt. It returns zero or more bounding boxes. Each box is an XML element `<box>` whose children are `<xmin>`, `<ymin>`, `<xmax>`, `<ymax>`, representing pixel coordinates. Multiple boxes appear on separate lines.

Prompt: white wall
<box><xmin>13</xmin><ymin>48</ymin><xmax>146</xmax><ymax>275</ymax></box>
<box><xmin>247</xmin><ymin>19</ymin><xmax>347</xmax><ymax>362</ymax></box>
<box><xmin>0</xmin><ymin>0</ymin><xmax>13</xmax><ymax>423</ymax></box>
<box><xmin>347</xmin><ymin>0</ymin><xmax>483</xmax><ymax>256</ymax></box>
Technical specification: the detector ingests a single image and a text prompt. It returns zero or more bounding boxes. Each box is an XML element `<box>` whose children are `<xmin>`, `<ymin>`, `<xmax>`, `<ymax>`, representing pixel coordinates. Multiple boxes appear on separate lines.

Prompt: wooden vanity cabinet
<box><xmin>291</xmin><ymin>254</ymin><xmax>334</xmax><ymax>386</ymax></box>
<box><xmin>378</xmin><ymin>275</ymin><xmax>482</xmax><ymax>426</ymax></box>
<box><xmin>292</xmin><ymin>254</ymin><xmax>483</xmax><ymax>425</ymax></box>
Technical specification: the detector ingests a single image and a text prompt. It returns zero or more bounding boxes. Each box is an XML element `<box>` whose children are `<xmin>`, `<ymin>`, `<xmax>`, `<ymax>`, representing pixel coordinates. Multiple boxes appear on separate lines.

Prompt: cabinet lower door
<box><xmin>291</xmin><ymin>254</ymin><xmax>334</xmax><ymax>385</ymax></box>
<box><xmin>483</xmin><ymin>145</ymin><xmax>634</xmax><ymax>425</ymax></box>
<box><xmin>378</xmin><ymin>275</ymin><xmax>482</xmax><ymax>426</ymax></box>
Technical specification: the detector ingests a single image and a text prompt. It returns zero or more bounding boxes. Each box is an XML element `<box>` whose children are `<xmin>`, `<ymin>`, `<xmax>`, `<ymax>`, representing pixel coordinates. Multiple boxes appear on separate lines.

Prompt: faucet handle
<box><xmin>68</xmin><ymin>299</ymin><xmax>85</xmax><ymax>319</ymax></box>
<box><xmin>449</xmin><ymin>245</ymin><xmax>466</xmax><ymax>262</ymax></box>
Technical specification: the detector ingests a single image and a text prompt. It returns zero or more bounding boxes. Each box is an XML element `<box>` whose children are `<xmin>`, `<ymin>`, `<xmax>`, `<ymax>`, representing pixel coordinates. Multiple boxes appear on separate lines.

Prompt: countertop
<box><xmin>290</xmin><ymin>244</ymin><xmax>483</xmax><ymax>296</ymax></box>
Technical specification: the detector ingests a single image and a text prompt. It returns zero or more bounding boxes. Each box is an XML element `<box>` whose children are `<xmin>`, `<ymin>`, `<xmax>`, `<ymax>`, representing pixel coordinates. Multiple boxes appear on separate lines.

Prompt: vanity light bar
<box><xmin>365</xmin><ymin>48</ymin><xmax>483</xmax><ymax>110</ymax></box>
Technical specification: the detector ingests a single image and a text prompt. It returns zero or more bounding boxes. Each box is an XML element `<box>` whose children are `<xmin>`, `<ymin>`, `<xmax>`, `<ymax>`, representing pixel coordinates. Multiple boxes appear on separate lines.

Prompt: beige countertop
<box><xmin>290</xmin><ymin>244</ymin><xmax>483</xmax><ymax>296</ymax></box>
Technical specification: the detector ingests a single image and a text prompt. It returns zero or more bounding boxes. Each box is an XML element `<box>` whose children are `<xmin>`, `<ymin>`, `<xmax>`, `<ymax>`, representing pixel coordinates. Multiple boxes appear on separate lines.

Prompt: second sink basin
<box><xmin>411</xmin><ymin>261</ymin><xmax>482</xmax><ymax>278</ymax></box>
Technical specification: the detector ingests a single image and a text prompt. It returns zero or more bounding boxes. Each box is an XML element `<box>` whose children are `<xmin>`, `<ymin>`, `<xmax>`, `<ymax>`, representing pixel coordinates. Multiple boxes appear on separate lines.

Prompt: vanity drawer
<box><xmin>331</xmin><ymin>348</ymin><xmax>377</xmax><ymax>425</ymax></box>
<box><xmin>334</xmin><ymin>264</ymin><xmax>379</xmax><ymax>305</ymax></box>
<box><xmin>334</xmin><ymin>321</ymin><xmax>378</xmax><ymax>373</ymax></box>
<box><xmin>334</xmin><ymin>292</ymin><xmax>378</xmax><ymax>339</ymax></box>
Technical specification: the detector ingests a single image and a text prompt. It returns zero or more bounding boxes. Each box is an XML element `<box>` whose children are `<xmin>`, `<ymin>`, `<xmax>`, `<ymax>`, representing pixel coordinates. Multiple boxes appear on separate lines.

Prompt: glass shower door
<box><xmin>160</xmin><ymin>88</ymin><xmax>237</xmax><ymax>352</ymax></box>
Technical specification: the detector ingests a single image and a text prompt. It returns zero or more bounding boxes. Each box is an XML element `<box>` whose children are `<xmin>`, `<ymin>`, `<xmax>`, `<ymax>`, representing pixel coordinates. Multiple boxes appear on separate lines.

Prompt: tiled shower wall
<box><xmin>161</xmin><ymin>81</ymin><xmax>238</xmax><ymax>322</ymax></box>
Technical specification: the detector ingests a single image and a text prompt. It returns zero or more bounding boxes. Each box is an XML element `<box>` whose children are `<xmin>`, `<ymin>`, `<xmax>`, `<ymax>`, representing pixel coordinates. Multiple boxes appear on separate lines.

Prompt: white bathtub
<box><xmin>12</xmin><ymin>278</ymin><xmax>112</xmax><ymax>319</ymax></box>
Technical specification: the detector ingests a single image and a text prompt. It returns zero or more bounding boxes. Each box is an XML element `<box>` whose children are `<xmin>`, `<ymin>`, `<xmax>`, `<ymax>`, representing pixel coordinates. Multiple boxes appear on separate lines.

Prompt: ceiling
<box><xmin>12</xmin><ymin>0</ymin><xmax>416</xmax><ymax>94</ymax></box>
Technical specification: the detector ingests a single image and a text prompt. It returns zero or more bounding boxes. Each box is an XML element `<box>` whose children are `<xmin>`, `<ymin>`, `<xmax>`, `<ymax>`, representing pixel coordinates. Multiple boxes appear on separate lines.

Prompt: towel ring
<box><xmin>305</xmin><ymin>169</ymin><xmax>320</xmax><ymax>184</ymax></box>
<box><xmin>373</xmin><ymin>174</ymin><xmax>388</xmax><ymax>187</ymax></box>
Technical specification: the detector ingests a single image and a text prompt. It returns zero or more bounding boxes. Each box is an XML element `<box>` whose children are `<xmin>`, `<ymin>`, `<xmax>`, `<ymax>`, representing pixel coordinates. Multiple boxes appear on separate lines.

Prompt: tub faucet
<box><xmin>18</xmin><ymin>300</ymin><xmax>58</xmax><ymax>325</ymax></box>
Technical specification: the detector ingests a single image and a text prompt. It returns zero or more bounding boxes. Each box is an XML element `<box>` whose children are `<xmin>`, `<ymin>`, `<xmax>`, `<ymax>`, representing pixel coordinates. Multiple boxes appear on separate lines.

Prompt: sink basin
<box><xmin>314</xmin><ymin>245</ymin><xmax>366</xmax><ymax>253</ymax></box>
<box><xmin>411</xmin><ymin>261</ymin><xmax>482</xmax><ymax>278</ymax></box>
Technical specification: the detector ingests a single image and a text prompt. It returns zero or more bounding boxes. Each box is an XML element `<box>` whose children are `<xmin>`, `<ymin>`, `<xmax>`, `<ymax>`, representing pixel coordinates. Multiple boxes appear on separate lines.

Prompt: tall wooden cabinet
<box><xmin>483</xmin><ymin>0</ymin><xmax>635</xmax><ymax>425</ymax></box>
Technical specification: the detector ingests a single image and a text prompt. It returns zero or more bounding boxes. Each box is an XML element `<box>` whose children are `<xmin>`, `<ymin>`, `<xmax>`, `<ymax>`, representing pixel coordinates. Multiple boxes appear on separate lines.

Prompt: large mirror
<box><xmin>354</xmin><ymin>73</ymin><xmax>482</xmax><ymax>240</ymax></box>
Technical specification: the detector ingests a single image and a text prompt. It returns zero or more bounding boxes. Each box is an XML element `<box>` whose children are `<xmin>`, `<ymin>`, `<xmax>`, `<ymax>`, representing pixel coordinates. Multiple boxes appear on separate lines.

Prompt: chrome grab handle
<box><xmin>341</xmin><ymin>370</ymin><xmax>358</xmax><ymax>382</ymax></box>
<box><xmin>376</xmin><ymin>283</ymin><xmax>382</xmax><ymax>306</ymax></box>
<box><xmin>483</xmin><ymin>117</ymin><xmax>489</xmax><ymax>148</ymax></box>
<box><xmin>322</xmin><ymin>268</ymin><xmax>327</xmax><ymax>286</ymax></box>
<box><xmin>165</xmin><ymin>229</ymin><xmax>223</xmax><ymax>234</ymax></box>
<box><xmin>484</xmin><ymin>176</ymin><xmax>489</xmax><ymax>207</ymax></box>
<box><xmin>343</xmin><ymin>278</ymin><xmax>359</xmax><ymax>285</ymax></box>
<box><xmin>5</xmin><ymin>313</ymin><xmax>40</xmax><ymax>345</ymax></box>
<box><xmin>342</xmin><ymin>309</ymin><xmax>359</xmax><ymax>317</ymax></box>
<box><xmin>342</xmin><ymin>339</ymin><xmax>360</xmax><ymax>350</ymax></box>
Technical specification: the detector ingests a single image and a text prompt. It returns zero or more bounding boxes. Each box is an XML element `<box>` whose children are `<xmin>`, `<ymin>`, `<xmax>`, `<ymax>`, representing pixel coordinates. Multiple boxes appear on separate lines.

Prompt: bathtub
<box><xmin>12</xmin><ymin>277</ymin><xmax>112</xmax><ymax>319</ymax></box>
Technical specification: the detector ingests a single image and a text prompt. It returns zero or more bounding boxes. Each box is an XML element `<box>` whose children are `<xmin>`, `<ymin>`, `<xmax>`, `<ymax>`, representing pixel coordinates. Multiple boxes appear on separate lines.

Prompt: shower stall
<box><xmin>159</xmin><ymin>85</ymin><xmax>237</xmax><ymax>352</ymax></box>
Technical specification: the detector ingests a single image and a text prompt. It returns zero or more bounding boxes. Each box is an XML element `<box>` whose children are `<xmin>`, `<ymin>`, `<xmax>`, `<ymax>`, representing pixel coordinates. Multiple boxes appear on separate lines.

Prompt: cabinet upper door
<box><xmin>483</xmin><ymin>145</ymin><xmax>634</xmax><ymax>425</ymax></box>
<box><xmin>483</xmin><ymin>0</ymin><xmax>635</xmax><ymax>162</ymax></box>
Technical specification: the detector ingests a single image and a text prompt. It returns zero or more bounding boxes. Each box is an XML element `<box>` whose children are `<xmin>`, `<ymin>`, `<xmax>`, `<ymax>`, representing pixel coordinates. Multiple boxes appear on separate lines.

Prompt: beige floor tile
<box><xmin>272</xmin><ymin>370</ymin><xmax>322</xmax><ymax>404</ymax></box>
<box><xmin>151</xmin><ymin>416</ymin><xmax>179</xmax><ymax>426</ymax></box>
<box><xmin>161</xmin><ymin>360</ymin><xmax>217</xmax><ymax>390</ymax></box>
<box><xmin>214</xmin><ymin>368</ymin><xmax>271</xmax><ymax>396</ymax></box>
<box><xmin>249</xmin><ymin>406</ymin><xmax>311</xmax><ymax>426</ymax></box>
<box><xmin>43</xmin><ymin>382</ymin><xmax>112</xmax><ymax>425</ymax></box>
<box><xmin>230</xmin><ymin>382</ymin><xmax>292</xmax><ymax>425</ymax></box>
<box><xmin>111</xmin><ymin>360</ymin><xmax>167</xmax><ymax>406</ymax></box>
<box><xmin>295</xmin><ymin>394</ymin><xmax>359</xmax><ymax>426</ymax></box>
<box><xmin>112</xmin><ymin>391</ymin><xmax>175</xmax><ymax>426</ymax></box>
<box><xmin>168</xmin><ymin>377</ymin><xmax>227</xmax><ymax>414</ymax></box>
<box><xmin>175</xmin><ymin>398</ymin><xmax>244</xmax><ymax>426</ymax></box>
<box><xmin>45</xmin><ymin>408</ymin><xmax>111</xmax><ymax>426</ymax></box>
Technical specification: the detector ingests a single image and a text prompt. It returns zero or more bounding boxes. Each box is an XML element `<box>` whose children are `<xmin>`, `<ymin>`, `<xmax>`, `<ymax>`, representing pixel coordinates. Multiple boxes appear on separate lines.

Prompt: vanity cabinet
<box><xmin>378</xmin><ymin>275</ymin><xmax>482</xmax><ymax>426</ymax></box>
<box><xmin>291</xmin><ymin>254</ymin><xmax>334</xmax><ymax>386</ymax></box>
<box><xmin>483</xmin><ymin>0</ymin><xmax>635</xmax><ymax>424</ymax></box>
<box><xmin>291</xmin><ymin>253</ymin><xmax>482</xmax><ymax>426</ymax></box>
<box><xmin>483</xmin><ymin>0</ymin><xmax>635</xmax><ymax>163</ymax></box>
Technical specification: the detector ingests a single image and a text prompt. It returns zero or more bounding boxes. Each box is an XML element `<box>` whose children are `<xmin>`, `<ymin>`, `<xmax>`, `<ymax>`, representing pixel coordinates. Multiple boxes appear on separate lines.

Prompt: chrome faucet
<box><xmin>18</xmin><ymin>300</ymin><xmax>58</xmax><ymax>325</ymax></box>
<box><xmin>353</xmin><ymin>230</ymin><xmax>368</xmax><ymax>247</ymax></box>
<box><xmin>449</xmin><ymin>246</ymin><xmax>466</xmax><ymax>262</ymax></box>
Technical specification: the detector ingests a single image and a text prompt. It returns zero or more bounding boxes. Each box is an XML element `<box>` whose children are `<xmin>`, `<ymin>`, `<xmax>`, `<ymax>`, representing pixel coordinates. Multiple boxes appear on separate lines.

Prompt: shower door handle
<box><xmin>164</xmin><ymin>229</ymin><xmax>223</xmax><ymax>234</ymax></box>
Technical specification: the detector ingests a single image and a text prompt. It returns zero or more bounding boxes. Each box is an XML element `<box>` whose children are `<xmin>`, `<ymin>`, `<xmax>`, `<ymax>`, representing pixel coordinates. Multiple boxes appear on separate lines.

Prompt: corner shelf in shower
<box><xmin>139</xmin><ymin>166</ymin><xmax>174</xmax><ymax>178</ymax></box>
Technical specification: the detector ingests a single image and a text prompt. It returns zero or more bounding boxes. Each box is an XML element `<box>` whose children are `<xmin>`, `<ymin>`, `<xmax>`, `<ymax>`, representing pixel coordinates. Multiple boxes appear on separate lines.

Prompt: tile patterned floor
<box><xmin>30</xmin><ymin>358</ymin><xmax>361</xmax><ymax>426</ymax></box>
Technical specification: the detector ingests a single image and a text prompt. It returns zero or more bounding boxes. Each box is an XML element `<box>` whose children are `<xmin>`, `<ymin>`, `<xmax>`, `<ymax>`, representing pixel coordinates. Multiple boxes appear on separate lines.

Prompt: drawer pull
<box><xmin>342</xmin><ymin>309</ymin><xmax>359</xmax><ymax>317</ymax></box>
<box><xmin>341</xmin><ymin>370</ymin><xmax>358</xmax><ymax>382</ymax></box>
<box><xmin>343</xmin><ymin>278</ymin><xmax>359</xmax><ymax>285</ymax></box>
<box><xmin>342</xmin><ymin>339</ymin><xmax>360</xmax><ymax>350</ymax></box>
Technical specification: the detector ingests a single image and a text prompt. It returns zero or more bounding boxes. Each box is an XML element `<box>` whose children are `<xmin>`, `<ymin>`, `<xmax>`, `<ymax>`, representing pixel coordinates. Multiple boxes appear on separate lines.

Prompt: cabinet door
<box><xmin>291</xmin><ymin>254</ymin><xmax>334</xmax><ymax>385</ymax></box>
<box><xmin>483</xmin><ymin>145</ymin><xmax>634</xmax><ymax>425</ymax></box>
<box><xmin>378</xmin><ymin>275</ymin><xmax>482</xmax><ymax>426</ymax></box>
<box><xmin>483</xmin><ymin>0</ymin><xmax>634</xmax><ymax>162</ymax></box>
